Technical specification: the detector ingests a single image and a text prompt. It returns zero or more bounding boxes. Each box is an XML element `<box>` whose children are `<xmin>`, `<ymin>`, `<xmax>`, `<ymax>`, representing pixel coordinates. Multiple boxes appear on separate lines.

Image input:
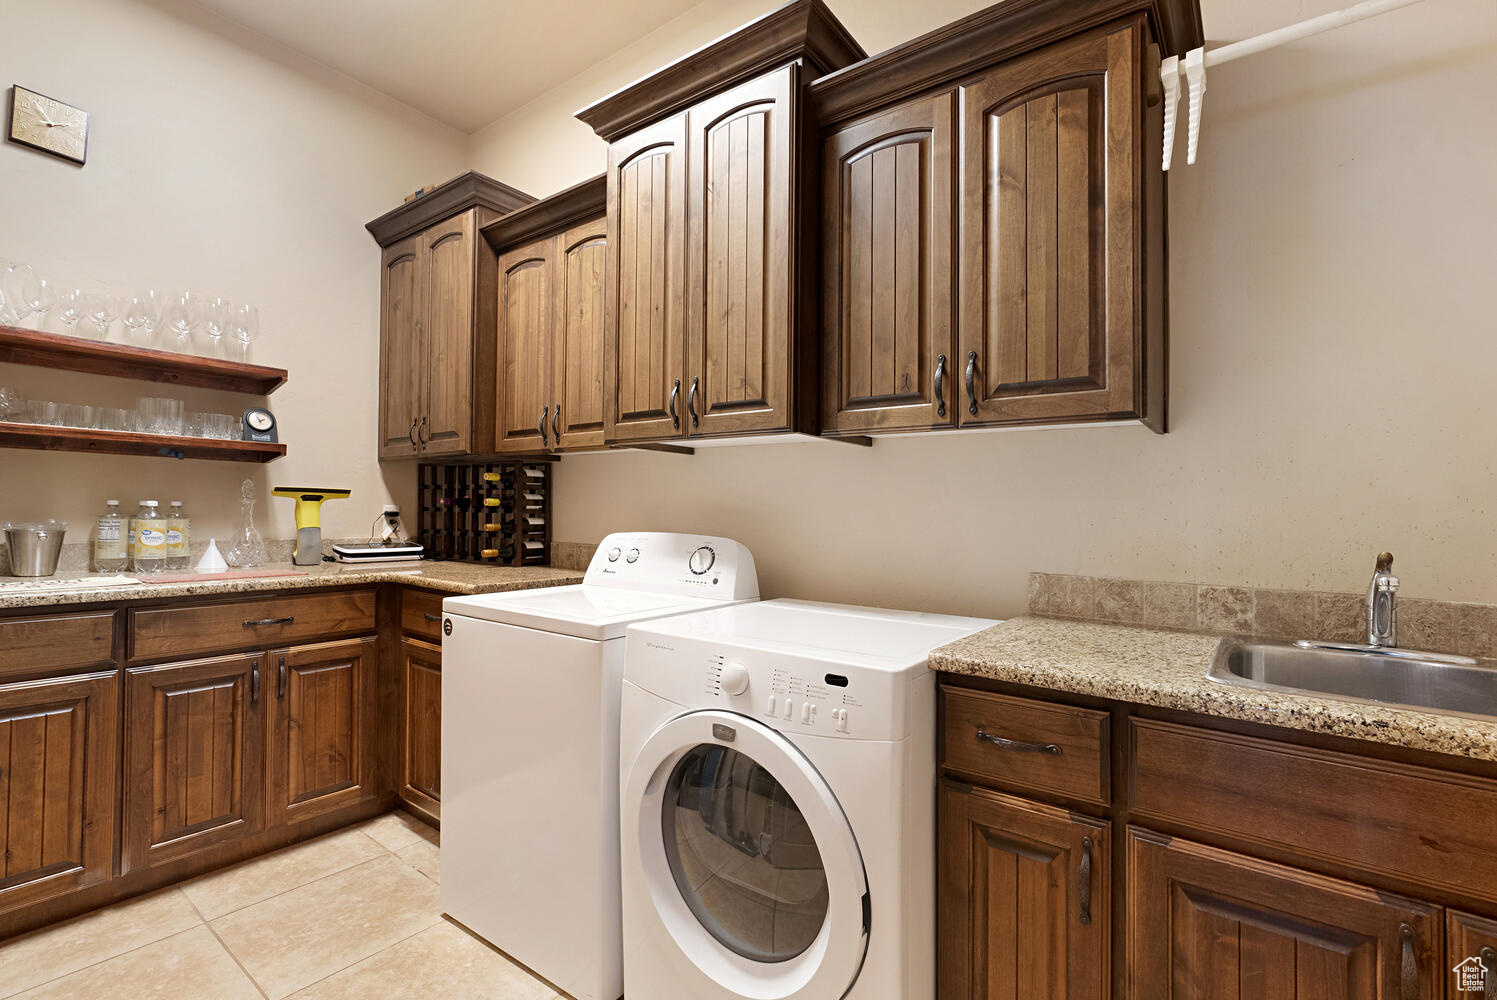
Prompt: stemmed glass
<box><xmin>229</xmin><ymin>303</ymin><xmax>258</xmax><ymax>362</ymax></box>
<box><xmin>199</xmin><ymin>294</ymin><xmax>232</xmax><ymax>357</ymax></box>
<box><xmin>54</xmin><ymin>286</ymin><xmax>86</xmax><ymax>337</ymax></box>
<box><xmin>2</xmin><ymin>263</ymin><xmax>54</xmax><ymax>330</ymax></box>
<box><xmin>81</xmin><ymin>289</ymin><xmax>119</xmax><ymax>340</ymax></box>
<box><xmin>160</xmin><ymin>292</ymin><xmax>197</xmax><ymax>354</ymax></box>
<box><xmin>121</xmin><ymin>291</ymin><xmax>161</xmax><ymax>345</ymax></box>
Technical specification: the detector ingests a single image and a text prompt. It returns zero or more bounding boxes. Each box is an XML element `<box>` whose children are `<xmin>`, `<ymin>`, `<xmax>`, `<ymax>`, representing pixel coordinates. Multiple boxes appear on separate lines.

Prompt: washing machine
<box><xmin>620</xmin><ymin>598</ymin><xmax>998</xmax><ymax>1000</ymax></box>
<box><xmin>441</xmin><ymin>532</ymin><xmax>758</xmax><ymax>1000</ymax></box>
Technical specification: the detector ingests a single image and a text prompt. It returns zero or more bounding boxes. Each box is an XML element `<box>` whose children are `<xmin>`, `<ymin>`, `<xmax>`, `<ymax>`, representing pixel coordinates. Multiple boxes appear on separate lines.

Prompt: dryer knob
<box><xmin>719</xmin><ymin>662</ymin><xmax>750</xmax><ymax>696</ymax></box>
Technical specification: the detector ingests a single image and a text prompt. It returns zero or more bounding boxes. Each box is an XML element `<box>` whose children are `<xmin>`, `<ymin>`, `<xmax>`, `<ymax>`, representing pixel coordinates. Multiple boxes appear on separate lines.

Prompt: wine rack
<box><xmin>416</xmin><ymin>459</ymin><xmax>553</xmax><ymax>566</ymax></box>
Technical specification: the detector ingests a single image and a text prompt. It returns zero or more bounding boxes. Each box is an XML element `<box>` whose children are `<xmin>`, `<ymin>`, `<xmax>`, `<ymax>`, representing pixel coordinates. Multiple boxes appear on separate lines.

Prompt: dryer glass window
<box><xmin>661</xmin><ymin>744</ymin><xmax>830</xmax><ymax>963</ymax></box>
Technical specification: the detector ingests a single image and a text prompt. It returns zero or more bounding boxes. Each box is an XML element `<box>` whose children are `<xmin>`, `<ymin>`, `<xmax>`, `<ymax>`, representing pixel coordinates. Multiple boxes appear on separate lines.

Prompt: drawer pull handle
<box><xmin>1399</xmin><ymin>923</ymin><xmax>1417</xmax><ymax>1000</ymax></box>
<box><xmin>1481</xmin><ymin>946</ymin><xmax>1495</xmax><ymax>1000</ymax></box>
<box><xmin>243</xmin><ymin>616</ymin><xmax>294</xmax><ymax>628</ymax></box>
<box><xmin>278</xmin><ymin>656</ymin><xmax>287</xmax><ymax>699</ymax></box>
<box><xmin>1079</xmin><ymin>835</ymin><xmax>1093</xmax><ymax>926</ymax></box>
<box><xmin>250</xmin><ymin>659</ymin><xmax>260</xmax><ymax>708</ymax></box>
<box><xmin>976</xmin><ymin>728</ymin><xmax>1062</xmax><ymax>755</ymax></box>
<box><xmin>423</xmin><ymin>613</ymin><xmax>442</xmax><ymax>622</ymax></box>
<box><xmin>965</xmin><ymin>350</ymin><xmax>978</xmax><ymax>416</ymax></box>
<box><xmin>934</xmin><ymin>353</ymin><xmax>947</xmax><ymax>418</ymax></box>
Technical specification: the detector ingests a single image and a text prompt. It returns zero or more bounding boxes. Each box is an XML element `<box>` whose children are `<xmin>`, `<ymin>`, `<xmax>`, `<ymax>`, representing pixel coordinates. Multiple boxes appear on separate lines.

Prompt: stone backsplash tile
<box><xmin>1029</xmin><ymin>572</ymin><xmax>1497</xmax><ymax>659</ymax></box>
<box><xmin>550</xmin><ymin>541</ymin><xmax>598</xmax><ymax>571</ymax></box>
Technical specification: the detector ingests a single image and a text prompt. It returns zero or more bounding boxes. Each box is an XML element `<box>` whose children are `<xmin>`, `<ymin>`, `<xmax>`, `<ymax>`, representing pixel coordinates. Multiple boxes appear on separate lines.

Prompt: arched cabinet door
<box><xmin>822</xmin><ymin>91</ymin><xmax>955</xmax><ymax>434</ymax></box>
<box><xmin>495</xmin><ymin>237</ymin><xmax>555</xmax><ymax>454</ymax></box>
<box><xmin>958</xmin><ymin>20</ymin><xmax>1160</xmax><ymax>428</ymax></box>
<box><xmin>606</xmin><ymin>115</ymin><xmax>688</xmax><ymax>443</ymax></box>
<box><xmin>552</xmin><ymin>218</ymin><xmax>608</xmax><ymax>451</ymax></box>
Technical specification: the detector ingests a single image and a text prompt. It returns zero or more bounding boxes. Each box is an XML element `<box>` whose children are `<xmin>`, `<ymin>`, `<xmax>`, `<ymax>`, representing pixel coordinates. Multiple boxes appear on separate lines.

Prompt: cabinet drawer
<box><xmin>131</xmin><ymin>591</ymin><xmax>376</xmax><ymax>660</ymax></box>
<box><xmin>940</xmin><ymin>686</ymin><xmax>1109</xmax><ymax>806</ymax></box>
<box><xmin>1130</xmin><ymin>718</ymin><xmax>1497</xmax><ymax>905</ymax></box>
<box><xmin>402</xmin><ymin>589</ymin><xmax>445</xmax><ymax>642</ymax></box>
<box><xmin>0</xmin><ymin>611</ymin><xmax>115</xmax><ymax>679</ymax></box>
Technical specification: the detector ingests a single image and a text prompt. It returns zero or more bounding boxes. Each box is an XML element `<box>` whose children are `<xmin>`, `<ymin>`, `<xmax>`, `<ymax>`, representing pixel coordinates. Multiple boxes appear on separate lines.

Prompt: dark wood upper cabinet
<box><xmin>484</xmin><ymin>175</ymin><xmax>609</xmax><ymax>454</ymax></box>
<box><xmin>957</xmin><ymin>21</ymin><xmax>1160</xmax><ymax>430</ymax></box>
<box><xmin>940</xmin><ymin>782</ymin><xmax>1108</xmax><ymax>1000</ymax></box>
<box><xmin>265</xmin><ymin>638</ymin><xmax>377</xmax><ymax>828</ymax></box>
<box><xmin>0</xmin><ymin>672</ymin><xmax>117</xmax><ymax>917</ymax></box>
<box><xmin>1127</xmin><ymin>829</ymin><xmax>1441</xmax><ymax>1000</ymax></box>
<box><xmin>821</xmin><ymin>91</ymin><xmax>955</xmax><ymax>434</ymax></box>
<box><xmin>369</xmin><ymin>172</ymin><xmax>532</xmax><ymax>459</ymax></box>
<box><xmin>123</xmin><ymin>654</ymin><xmax>263</xmax><ymax>873</ymax></box>
<box><xmin>581</xmin><ymin>0</ymin><xmax>865</xmax><ymax>445</ymax></box>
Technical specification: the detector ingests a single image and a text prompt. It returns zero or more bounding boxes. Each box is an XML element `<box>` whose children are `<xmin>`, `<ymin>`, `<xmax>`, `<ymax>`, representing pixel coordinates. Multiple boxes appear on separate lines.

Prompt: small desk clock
<box><xmin>242</xmin><ymin>407</ymin><xmax>277</xmax><ymax>443</ymax></box>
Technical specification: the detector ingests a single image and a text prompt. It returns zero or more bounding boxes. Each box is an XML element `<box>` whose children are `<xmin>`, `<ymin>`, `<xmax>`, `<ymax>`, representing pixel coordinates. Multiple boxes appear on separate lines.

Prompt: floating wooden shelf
<box><xmin>0</xmin><ymin>325</ymin><xmax>287</xmax><ymax>395</ymax></box>
<box><xmin>0</xmin><ymin>422</ymin><xmax>286</xmax><ymax>463</ymax></box>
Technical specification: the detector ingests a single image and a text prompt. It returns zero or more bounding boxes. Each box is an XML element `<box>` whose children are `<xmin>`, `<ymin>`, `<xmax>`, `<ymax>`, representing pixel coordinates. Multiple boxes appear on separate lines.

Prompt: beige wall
<box><xmin>0</xmin><ymin>0</ymin><xmax>468</xmax><ymax>547</ymax></box>
<box><xmin>474</xmin><ymin>0</ymin><xmax>1497</xmax><ymax>617</ymax></box>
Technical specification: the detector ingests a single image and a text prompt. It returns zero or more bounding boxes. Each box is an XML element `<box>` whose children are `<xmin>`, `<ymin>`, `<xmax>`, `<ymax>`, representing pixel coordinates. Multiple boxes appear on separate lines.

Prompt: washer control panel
<box><xmin>584</xmin><ymin>532</ymin><xmax>758</xmax><ymax>600</ymax></box>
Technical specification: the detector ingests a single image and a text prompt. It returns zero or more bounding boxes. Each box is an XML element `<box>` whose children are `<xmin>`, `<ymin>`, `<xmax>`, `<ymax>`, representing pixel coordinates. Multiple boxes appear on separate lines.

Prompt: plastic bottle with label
<box><xmin>132</xmin><ymin>501</ymin><xmax>168</xmax><ymax>574</ymax></box>
<box><xmin>93</xmin><ymin>500</ymin><xmax>128</xmax><ymax>573</ymax></box>
<box><xmin>165</xmin><ymin>501</ymin><xmax>191</xmax><ymax>571</ymax></box>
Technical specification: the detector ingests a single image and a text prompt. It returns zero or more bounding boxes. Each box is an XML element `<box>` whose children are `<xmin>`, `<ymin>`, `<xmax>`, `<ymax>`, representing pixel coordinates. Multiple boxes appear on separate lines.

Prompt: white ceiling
<box><xmin>191</xmin><ymin>0</ymin><xmax>707</xmax><ymax>132</ymax></box>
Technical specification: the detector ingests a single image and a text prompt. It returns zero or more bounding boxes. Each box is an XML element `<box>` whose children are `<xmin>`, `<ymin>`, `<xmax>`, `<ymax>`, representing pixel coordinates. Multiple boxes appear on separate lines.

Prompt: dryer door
<box><xmin>625</xmin><ymin>709</ymin><xmax>870</xmax><ymax>998</ymax></box>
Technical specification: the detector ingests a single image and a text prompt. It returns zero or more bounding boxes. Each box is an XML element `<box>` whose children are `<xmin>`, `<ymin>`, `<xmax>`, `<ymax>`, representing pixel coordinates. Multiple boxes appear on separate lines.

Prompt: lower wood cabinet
<box><xmin>939</xmin><ymin>781</ymin><xmax>1108</xmax><ymax>1000</ymax></box>
<box><xmin>1126</xmin><ymin>829</ymin><xmax>1440</xmax><ymax>1000</ymax></box>
<box><xmin>0</xmin><ymin>672</ymin><xmax>118</xmax><ymax>916</ymax></box>
<box><xmin>399</xmin><ymin>637</ymin><xmax>442</xmax><ymax>823</ymax></box>
<box><xmin>266</xmin><ymin>638</ymin><xmax>377</xmax><ymax>828</ymax></box>
<box><xmin>1448</xmin><ymin>911</ymin><xmax>1497</xmax><ymax>999</ymax></box>
<box><xmin>123</xmin><ymin>654</ymin><xmax>265</xmax><ymax>873</ymax></box>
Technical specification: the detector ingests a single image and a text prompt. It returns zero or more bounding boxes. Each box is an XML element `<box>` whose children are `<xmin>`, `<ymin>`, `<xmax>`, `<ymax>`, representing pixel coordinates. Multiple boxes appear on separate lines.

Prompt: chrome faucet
<box><xmin>1366</xmin><ymin>551</ymin><xmax>1399</xmax><ymax>647</ymax></box>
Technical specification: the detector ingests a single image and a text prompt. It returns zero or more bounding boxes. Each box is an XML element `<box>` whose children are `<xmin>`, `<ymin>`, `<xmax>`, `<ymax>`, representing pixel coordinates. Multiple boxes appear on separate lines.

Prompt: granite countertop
<box><xmin>0</xmin><ymin>562</ymin><xmax>584</xmax><ymax>610</ymax></box>
<box><xmin>930</xmin><ymin>615</ymin><xmax>1497</xmax><ymax>762</ymax></box>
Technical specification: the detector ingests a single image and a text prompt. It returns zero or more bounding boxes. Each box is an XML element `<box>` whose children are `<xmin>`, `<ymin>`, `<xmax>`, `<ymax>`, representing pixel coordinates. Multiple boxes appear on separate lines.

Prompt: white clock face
<box><xmin>246</xmin><ymin>409</ymin><xmax>274</xmax><ymax>432</ymax></box>
<box><xmin>10</xmin><ymin>86</ymin><xmax>88</xmax><ymax>164</ymax></box>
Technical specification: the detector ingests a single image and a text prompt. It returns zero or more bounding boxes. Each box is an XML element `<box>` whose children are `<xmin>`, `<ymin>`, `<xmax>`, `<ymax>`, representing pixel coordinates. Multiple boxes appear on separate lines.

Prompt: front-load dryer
<box><xmin>620</xmin><ymin>598</ymin><xmax>997</xmax><ymax>1000</ymax></box>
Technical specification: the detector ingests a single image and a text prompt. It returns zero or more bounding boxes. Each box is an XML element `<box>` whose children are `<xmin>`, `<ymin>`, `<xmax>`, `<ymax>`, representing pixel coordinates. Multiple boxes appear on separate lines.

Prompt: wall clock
<box><xmin>8</xmin><ymin>85</ymin><xmax>89</xmax><ymax>165</ymax></box>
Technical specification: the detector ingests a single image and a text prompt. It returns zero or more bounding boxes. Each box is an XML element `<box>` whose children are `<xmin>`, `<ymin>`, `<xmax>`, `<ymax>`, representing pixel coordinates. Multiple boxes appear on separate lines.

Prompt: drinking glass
<box><xmin>137</xmin><ymin>396</ymin><xmax>184</xmax><ymax>435</ymax></box>
<box><xmin>54</xmin><ymin>287</ymin><xmax>86</xmax><ymax>337</ymax></box>
<box><xmin>207</xmin><ymin>413</ymin><xmax>239</xmax><ymax>439</ymax></box>
<box><xmin>199</xmin><ymin>295</ymin><xmax>231</xmax><ymax>357</ymax></box>
<box><xmin>229</xmin><ymin>303</ymin><xmax>259</xmax><ymax>362</ymax></box>
<box><xmin>0</xmin><ymin>386</ymin><xmax>25</xmax><ymax>421</ymax></box>
<box><xmin>26</xmin><ymin>400</ymin><xmax>60</xmax><ymax>425</ymax></box>
<box><xmin>97</xmin><ymin>407</ymin><xmax>132</xmax><ymax>432</ymax></box>
<box><xmin>160</xmin><ymin>292</ymin><xmax>197</xmax><ymax>354</ymax></box>
<box><xmin>81</xmin><ymin>289</ymin><xmax>119</xmax><ymax>339</ymax></box>
<box><xmin>184</xmin><ymin>411</ymin><xmax>206</xmax><ymax>437</ymax></box>
<box><xmin>121</xmin><ymin>291</ymin><xmax>161</xmax><ymax>345</ymax></box>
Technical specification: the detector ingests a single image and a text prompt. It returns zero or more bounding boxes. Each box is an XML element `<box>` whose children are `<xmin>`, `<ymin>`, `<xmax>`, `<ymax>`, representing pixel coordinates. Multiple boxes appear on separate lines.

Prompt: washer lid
<box><xmin>442</xmin><ymin>584</ymin><xmax>734</xmax><ymax>640</ymax></box>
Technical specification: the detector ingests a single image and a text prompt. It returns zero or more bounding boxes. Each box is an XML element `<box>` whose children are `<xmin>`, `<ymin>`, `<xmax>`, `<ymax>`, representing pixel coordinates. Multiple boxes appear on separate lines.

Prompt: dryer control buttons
<box><xmin>719</xmin><ymin>662</ymin><xmax>750</xmax><ymax>696</ymax></box>
<box><xmin>607</xmin><ymin>547</ymin><xmax>622</xmax><ymax>562</ymax></box>
<box><xmin>833</xmin><ymin>708</ymin><xmax>849</xmax><ymax>733</ymax></box>
<box><xmin>766</xmin><ymin>696</ymin><xmax>777</xmax><ymax>716</ymax></box>
<box><xmin>781</xmin><ymin>699</ymin><xmax>793</xmax><ymax>721</ymax></box>
<box><xmin>688</xmin><ymin>545</ymin><xmax>716</xmax><ymax>575</ymax></box>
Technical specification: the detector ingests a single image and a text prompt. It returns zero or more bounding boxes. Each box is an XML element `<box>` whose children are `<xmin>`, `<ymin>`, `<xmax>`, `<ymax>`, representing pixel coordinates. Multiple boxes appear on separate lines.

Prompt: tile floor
<box><xmin>0</xmin><ymin>812</ymin><xmax>564</xmax><ymax>1000</ymax></box>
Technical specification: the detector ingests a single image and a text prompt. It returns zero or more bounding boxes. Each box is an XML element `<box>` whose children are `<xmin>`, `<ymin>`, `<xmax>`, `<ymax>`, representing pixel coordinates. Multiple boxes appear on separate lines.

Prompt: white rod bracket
<box><xmin>1184</xmin><ymin>47</ymin><xmax>1206</xmax><ymax>166</ymax></box>
<box><xmin>1161</xmin><ymin>54</ymin><xmax>1180</xmax><ymax>171</ymax></box>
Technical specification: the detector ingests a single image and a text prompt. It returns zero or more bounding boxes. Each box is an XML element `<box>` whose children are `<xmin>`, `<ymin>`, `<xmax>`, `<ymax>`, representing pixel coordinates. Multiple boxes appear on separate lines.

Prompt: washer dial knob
<box><xmin>688</xmin><ymin>545</ymin><xmax>716</xmax><ymax>575</ymax></box>
<box><xmin>607</xmin><ymin>547</ymin><xmax>622</xmax><ymax>563</ymax></box>
<box><xmin>719</xmin><ymin>662</ymin><xmax>750</xmax><ymax>696</ymax></box>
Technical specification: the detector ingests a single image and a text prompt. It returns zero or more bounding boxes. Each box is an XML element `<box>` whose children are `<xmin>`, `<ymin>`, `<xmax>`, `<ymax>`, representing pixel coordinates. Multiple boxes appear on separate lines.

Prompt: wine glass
<box><xmin>121</xmin><ymin>290</ymin><xmax>161</xmax><ymax>345</ymax></box>
<box><xmin>54</xmin><ymin>286</ymin><xmax>86</xmax><ymax>337</ymax></box>
<box><xmin>1</xmin><ymin>263</ymin><xmax>41</xmax><ymax>327</ymax></box>
<box><xmin>229</xmin><ymin>303</ymin><xmax>258</xmax><ymax>362</ymax></box>
<box><xmin>199</xmin><ymin>294</ymin><xmax>232</xmax><ymax>357</ymax></box>
<box><xmin>160</xmin><ymin>292</ymin><xmax>197</xmax><ymax>353</ymax></box>
<box><xmin>81</xmin><ymin>288</ymin><xmax>119</xmax><ymax>339</ymax></box>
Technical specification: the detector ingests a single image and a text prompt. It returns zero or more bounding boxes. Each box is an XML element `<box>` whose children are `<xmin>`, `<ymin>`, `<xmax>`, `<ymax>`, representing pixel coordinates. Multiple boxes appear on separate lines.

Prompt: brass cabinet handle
<box><xmin>417</xmin><ymin>415</ymin><xmax>428</xmax><ymax>446</ymax></box>
<box><xmin>965</xmin><ymin>350</ymin><xmax>978</xmax><ymax>416</ymax></box>
<box><xmin>668</xmin><ymin>379</ymin><xmax>681</xmax><ymax>429</ymax></box>
<box><xmin>976</xmin><ymin>728</ymin><xmax>1062</xmax><ymax>755</ymax></box>
<box><xmin>278</xmin><ymin>655</ymin><xmax>287</xmax><ymax>699</ymax></box>
<box><xmin>688</xmin><ymin>376</ymin><xmax>700</xmax><ymax>428</ymax></box>
<box><xmin>538</xmin><ymin>406</ymin><xmax>550</xmax><ymax>447</ymax></box>
<box><xmin>934</xmin><ymin>353</ymin><xmax>947</xmax><ymax>418</ymax></box>
<box><xmin>408</xmin><ymin>417</ymin><xmax>418</xmax><ymax>450</ymax></box>
<box><xmin>552</xmin><ymin>404</ymin><xmax>560</xmax><ymax>445</ymax></box>
<box><xmin>1078</xmin><ymin>835</ymin><xmax>1093</xmax><ymax>926</ymax></box>
<box><xmin>243</xmin><ymin>616</ymin><xmax>294</xmax><ymax>627</ymax></box>
<box><xmin>250</xmin><ymin>659</ymin><xmax>260</xmax><ymax>708</ymax></box>
<box><xmin>1482</xmin><ymin>946</ymin><xmax>1495</xmax><ymax>1000</ymax></box>
<box><xmin>1399</xmin><ymin>924</ymin><xmax>1417</xmax><ymax>1000</ymax></box>
<box><xmin>423</xmin><ymin>612</ymin><xmax>442</xmax><ymax>622</ymax></box>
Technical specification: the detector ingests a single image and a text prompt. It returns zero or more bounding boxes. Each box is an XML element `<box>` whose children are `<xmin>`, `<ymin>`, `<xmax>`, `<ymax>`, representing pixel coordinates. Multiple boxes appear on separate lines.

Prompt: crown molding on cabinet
<box><xmin>809</xmin><ymin>0</ymin><xmax>1204</xmax><ymax>127</ymax></box>
<box><xmin>574</xmin><ymin>0</ymin><xmax>866</xmax><ymax>142</ymax></box>
<box><xmin>480</xmin><ymin>174</ymin><xmax>607</xmax><ymax>254</ymax></box>
<box><xmin>366</xmin><ymin>171</ymin><xmax>534</xmax><ymax>248</ymax></box>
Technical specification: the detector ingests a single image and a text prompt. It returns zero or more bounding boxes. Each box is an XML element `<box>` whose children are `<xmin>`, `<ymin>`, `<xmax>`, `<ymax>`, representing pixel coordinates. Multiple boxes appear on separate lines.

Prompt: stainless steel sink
<box><xmin>1206</xmin><ymin>638</ymin><xmax>1497</xmax><ymax>721</ymax></box>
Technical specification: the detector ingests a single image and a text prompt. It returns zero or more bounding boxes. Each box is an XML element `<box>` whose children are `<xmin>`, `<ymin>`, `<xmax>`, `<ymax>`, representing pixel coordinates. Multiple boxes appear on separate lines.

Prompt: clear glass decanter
<box><xmin>224</xmin><ymin>478</ymin><xmax>268</xmax><ymax>567</ymax></box>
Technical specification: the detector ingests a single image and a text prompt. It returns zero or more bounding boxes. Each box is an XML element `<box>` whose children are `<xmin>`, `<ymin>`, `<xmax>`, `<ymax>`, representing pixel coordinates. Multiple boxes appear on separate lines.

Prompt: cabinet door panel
<box><xmin>124</xmin><ymin>655</ymin><xmax>261</xmax><ymax>872</ymax></box>
<box><xmin>607</xmin><ymin>115</ymin><xmax>687</xmax><ymax>442</ymax></box>
<box><xmin>1448</xmin><ymin>911</ymin><xmax>1497</xmax><ymax>1000</ymax></box>
<box><xmin>823</xmin><ymin>92</ymin><xmax>955</xmax><ymax>433</ymax></box>
<box><xmin>687</xmin><ymin>67</ymin><xmax>795</xmax><ymax>437</ymax></box>
<box><xmin>267</xmin><ymin>638</ymin><xmax>376</xmax><ymax>827</ymax></box>
<box><xmin>496</xmin><ymin>236</ymin><xmax>554</xmax><ymax>453</ymax></box>
<box><xmin>959</xmin><ymin>23</ymin><xmax>1142</xmax><ymax>425</ymax></box>
<box><xmin>940</xmin><ymin>782</ymin><xmax>1108</xmax><ymax>1000</ymax></box>
<box><xmin>0</xmin><ymin>672</ymin><xmax>116</xmax><ymax>916</ymax></box>
<box><xmin>399</xmin><ymin>638</ymin><xmax>441</xmax><ymax>823</ymax></box>
<box><xmin>378</xmin><ymin>233</ymin><xmax>424</xmax><ymax>458</ymax></box>
<box><xmin>553</xmin><ymin>217</ymin><xmax>608</xmax><ymax>450</ymax></box>
<box><xmin>423</xmin><ymin>210</ymin><xmax>478</xmax><ymax>456</ymax></box>
<box><xmin>1127</xmin><ymin>829</ymin><xmax>1440</xmax><ymax>1000</ymax></box>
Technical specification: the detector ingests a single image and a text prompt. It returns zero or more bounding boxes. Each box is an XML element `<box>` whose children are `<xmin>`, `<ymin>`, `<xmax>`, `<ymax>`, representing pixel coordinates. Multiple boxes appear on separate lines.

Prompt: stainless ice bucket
<box><xmin>4</xmin><ymin>520</ymin><xmax>68</xmax><ymax>576</ymax></box>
